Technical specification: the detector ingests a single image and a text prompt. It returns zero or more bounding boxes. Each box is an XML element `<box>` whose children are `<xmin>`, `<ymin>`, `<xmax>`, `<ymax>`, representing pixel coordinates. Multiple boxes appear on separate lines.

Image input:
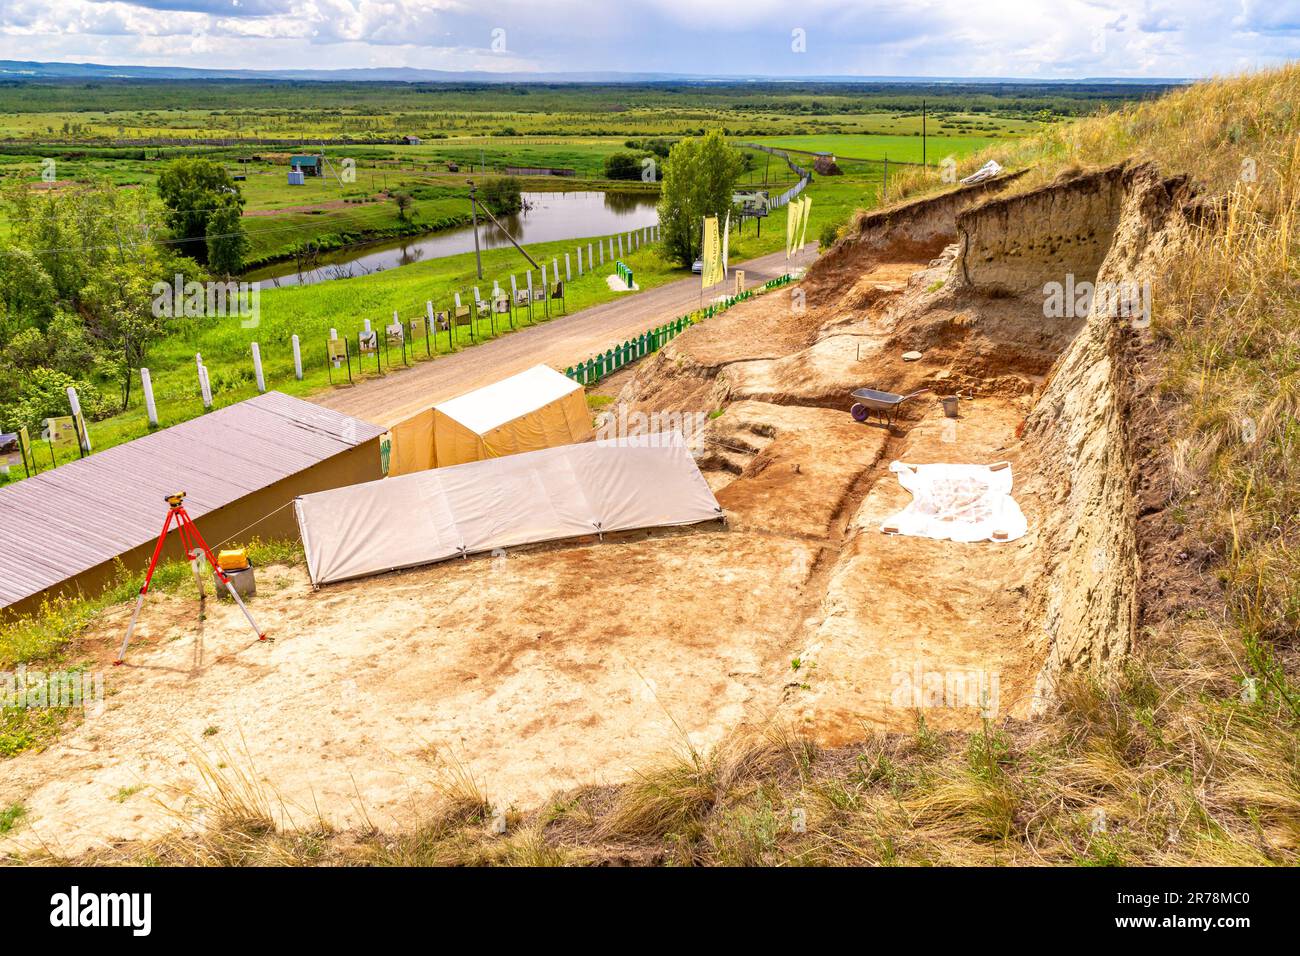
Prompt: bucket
<box><xmin>941</xmin><ymin>396</ymin><xmax>960</xmax><ymax>418</ymax></box>
<box><xmin>214</xmin><ymin>562</ymin><xmax>256</xmax><ymax>601</ymax></box>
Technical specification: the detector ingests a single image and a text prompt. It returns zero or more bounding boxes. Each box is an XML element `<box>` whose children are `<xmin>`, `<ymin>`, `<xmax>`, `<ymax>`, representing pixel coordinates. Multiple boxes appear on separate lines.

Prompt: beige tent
<box><xmin>388</xmin><ymin>365</ymin><xmax>592</xmax><ymax>476</ymax></box>
<box><xmin>295</xmin><ymin>433</ymin><xmax>724</xmax><ymax>585</ymax></box>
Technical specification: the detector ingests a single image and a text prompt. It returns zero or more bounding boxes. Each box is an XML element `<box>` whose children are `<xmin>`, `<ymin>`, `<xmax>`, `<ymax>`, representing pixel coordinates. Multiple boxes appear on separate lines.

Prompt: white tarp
<box><xmin>960</xmin><ymin>160</ymin><xmax>1004</xmax><ymax>185</ymax></box>
<box><xmin>295</xmin><ymin>432</ymin><xmax>724</xmax><ymax>585</ymax></box>
<box><xmin>879</xmin><ymin>460</ymin><xmax>1027</xmax><ymax>544</ymax></box>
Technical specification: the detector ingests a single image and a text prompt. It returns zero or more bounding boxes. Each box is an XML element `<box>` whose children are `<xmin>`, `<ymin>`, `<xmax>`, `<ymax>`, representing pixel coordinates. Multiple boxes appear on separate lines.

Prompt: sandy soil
<box><xmin>1</xmin><ymin>246</ymin><xmax>1065</xmax><ymax>856</ymax></box>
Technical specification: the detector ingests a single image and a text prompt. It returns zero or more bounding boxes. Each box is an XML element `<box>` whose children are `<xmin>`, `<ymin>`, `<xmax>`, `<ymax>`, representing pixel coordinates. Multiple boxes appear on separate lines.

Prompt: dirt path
<box><xmin>309</xmin><ymin>246</ymin><xmax>818</xmax><ymax>428</ymax></box>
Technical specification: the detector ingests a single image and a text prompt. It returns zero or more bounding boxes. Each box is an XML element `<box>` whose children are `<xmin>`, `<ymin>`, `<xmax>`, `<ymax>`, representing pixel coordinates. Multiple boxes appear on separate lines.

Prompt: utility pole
<box><xmin>468</xmin><ymin>180</ymin><xmax>484</xmax><ymax>280</ymax></box>
<box><xmin>922</xmin><ymin>99</ymin><xmax>927</xmax><ymax>168</ymax></box>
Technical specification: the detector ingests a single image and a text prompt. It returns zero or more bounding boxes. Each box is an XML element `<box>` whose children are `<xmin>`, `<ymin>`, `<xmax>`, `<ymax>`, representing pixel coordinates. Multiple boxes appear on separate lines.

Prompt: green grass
<box><xmin>3</xmin><ymin>161</ymin><xmax>875</xmax><ymax>483</ymax></box>
<box><xmin>0</xmin><ymin>803</ymin><xmax>25</xmax><ymax>834</ymax></box>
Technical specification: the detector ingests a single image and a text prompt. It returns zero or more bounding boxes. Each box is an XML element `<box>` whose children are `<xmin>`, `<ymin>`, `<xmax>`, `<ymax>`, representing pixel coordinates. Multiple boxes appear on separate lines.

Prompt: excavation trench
<box><xmin>0</xmin><ymin>163</ymin><xmax>1186</xmax><ymax>855</ymax></box>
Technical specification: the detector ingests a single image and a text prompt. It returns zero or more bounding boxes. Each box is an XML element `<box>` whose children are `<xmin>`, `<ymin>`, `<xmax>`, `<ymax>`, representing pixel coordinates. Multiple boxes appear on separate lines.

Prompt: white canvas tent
<box><xmin>388</xmin><ymin>365</ymin><xmax>593</xmax><ymax>476</ymax></box>
<box><xmin>295</xmin><ymin>433</ymin><xmax>724</xmax><ymax>585</ymax></box>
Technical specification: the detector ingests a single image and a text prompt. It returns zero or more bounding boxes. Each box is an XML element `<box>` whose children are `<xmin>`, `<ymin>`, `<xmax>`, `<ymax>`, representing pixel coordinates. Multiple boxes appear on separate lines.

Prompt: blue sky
<box><xmin>1</xmin><ymin>0</ymin><xmax>1298</xmax><ymax>78</ymax></box>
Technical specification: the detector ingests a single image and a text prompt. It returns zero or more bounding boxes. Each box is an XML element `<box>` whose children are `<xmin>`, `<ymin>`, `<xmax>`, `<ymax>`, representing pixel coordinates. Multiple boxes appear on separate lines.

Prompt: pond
<box><xmin>244</xmin><ymin>190</ymin><xmax>659</xmax><ymax>287</ymax></box>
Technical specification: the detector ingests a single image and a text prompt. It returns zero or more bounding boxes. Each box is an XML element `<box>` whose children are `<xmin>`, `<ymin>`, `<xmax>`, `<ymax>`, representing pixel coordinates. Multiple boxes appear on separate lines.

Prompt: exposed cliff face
<box><xmin>957</xmin><ymin>164</ymin><xmax>1129</xmax><ymax>296</ymax></box>
<box><xmin>809</xmin><ymin>171</ymin><xmax>1028</xmax><ymax>289</ymax></box>
<box><xmin>1019</xmin><ymin>163</ymin><xmax>1193</xmax><ymax>700</ymax></box>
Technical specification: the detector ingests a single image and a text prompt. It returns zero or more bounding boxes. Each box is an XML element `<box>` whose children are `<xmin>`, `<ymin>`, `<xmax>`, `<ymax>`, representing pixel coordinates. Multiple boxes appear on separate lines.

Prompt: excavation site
<box><xmin>0</xmin><ymin>159</ymin><xmax>1196</xmax><ymax>859</ymax></box>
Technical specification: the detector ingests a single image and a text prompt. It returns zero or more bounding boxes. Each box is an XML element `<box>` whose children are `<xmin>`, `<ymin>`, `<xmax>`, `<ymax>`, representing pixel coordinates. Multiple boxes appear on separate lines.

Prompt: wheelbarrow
<box><xmin>849</xmin><ymin>387</ymin><xmax>931</xmax><ymax>427</ymax></box>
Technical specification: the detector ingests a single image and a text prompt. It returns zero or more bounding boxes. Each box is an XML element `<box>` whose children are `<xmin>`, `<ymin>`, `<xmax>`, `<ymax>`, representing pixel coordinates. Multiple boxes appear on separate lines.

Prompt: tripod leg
<box><xmin>180</xmin><ymin>508</ymin><xmax>267</xmax><ymax>643</ymax></box>
<box><xmin>116</xmin><ymin>591</ymin><xmax>148</xmax><ymax>664</ymax></box>
<box><xmin>223</xmin><ymin>577</ymin><xmax>267</xmax><ymax>643</ymax></box>
<box><xmin>116</xmin><ymin>509</ymin><xmax>177</xmax><ymax>664</ymax></box>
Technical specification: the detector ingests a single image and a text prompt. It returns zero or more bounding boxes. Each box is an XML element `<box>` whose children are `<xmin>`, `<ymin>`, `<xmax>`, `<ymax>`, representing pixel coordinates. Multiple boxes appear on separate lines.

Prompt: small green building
<box><xmin>289</xmin><ymin>154</ymin><xmax>323</xmax><ymax>177</ymax></box>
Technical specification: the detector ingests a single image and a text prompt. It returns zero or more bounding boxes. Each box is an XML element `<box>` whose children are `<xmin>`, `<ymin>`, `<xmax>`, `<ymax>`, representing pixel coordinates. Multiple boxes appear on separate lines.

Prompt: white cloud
<box><xmin>0</xmin><ymin>0</ymin><xmax>1296</xmax><ymax>76</ymax></box>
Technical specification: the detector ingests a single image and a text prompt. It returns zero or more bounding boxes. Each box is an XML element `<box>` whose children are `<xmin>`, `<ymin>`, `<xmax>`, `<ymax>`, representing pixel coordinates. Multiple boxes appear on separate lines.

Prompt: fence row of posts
<box><xmin>158</xmin><ymin>225</ymin><xmax>668</xmax><ymax>403</ymax></box>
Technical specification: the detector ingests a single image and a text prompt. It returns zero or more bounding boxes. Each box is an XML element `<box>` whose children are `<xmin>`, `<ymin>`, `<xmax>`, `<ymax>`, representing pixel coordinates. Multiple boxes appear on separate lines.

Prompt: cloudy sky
<box><xmin>1</xmin><ymin>0</ymin><xmax>1298</xmax><ymax>78</ymax></box>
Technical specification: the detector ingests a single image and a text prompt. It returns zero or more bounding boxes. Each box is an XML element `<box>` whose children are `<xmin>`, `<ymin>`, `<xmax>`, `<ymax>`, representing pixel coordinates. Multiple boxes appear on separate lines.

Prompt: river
<box><xmin>244</xmin><ymin>190</ymin><xmax>660</xmax><ymax>288</ymax></box>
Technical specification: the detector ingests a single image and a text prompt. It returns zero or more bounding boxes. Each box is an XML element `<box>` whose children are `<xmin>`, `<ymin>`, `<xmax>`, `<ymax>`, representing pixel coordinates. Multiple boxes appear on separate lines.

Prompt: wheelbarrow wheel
<box><xmin>850</xmin><ymin>403</ymin><xmax>870</xmax><ymax>423</ymax></box>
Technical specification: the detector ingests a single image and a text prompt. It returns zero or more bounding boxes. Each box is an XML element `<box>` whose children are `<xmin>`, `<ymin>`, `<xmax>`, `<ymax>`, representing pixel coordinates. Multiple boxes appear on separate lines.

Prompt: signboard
<box><xmin>385</xmin><ymin>322</ymin><xmax>404</xmax><ymax>345</ymax></box>
<box><xmin>735</xmin><ymin>270</ymin><xmax>745</xmax><ymax>295</ymax></box>
<box><xmin>0</xmin><ymin>430</ymin><xmax>26</xmax><ymax>477</ymax></box>
<box><xmin>328</xmin><ymin>338</ymin><xmax>348</xmax><ymax>368</ymax></box>
<box><xmin>358</xmin><ymin>330</ymin><xmax>378</xmax><ymax>355</ymax></box>
<box><xmin>43</xmin><ymin>416</ymin><xmax>78</xmax><ymax>450</ymax></box>
<box><xmin>42</xmin><ymin>416</ymin><xmax>82</xmax><ymax>465</ymax></box>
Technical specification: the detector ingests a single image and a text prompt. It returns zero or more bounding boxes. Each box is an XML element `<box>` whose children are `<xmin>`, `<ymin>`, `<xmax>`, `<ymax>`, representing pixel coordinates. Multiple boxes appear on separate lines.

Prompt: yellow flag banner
<box><xmin>785</xmin><ymin>200</ymin><xmax>797</xmax><ymax>259</ymax></box>
<box><xmin>702</xmin><ymin>216</ymin><xmax>723</xmax><ymax>288</ymax></box>
<box><xmin>798</xmin><ymin>195</ymin><xmax>812</xmax><ymax>251</ymax></box>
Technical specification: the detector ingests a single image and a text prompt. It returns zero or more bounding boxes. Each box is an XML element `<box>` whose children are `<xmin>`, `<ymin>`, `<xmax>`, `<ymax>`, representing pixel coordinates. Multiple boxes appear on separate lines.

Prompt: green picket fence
<box><xmin>565</xmin><ymin>274</ymin><xmax>793</xmax><ymax>387</ymax></box>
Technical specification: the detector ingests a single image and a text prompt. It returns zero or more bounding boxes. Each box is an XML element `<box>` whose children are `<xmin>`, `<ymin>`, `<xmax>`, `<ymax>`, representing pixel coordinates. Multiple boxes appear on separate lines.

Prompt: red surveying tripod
<box><xmin>116</xmin><ymin>492</ymin><xmax>267</xmax><ymax>664</ymax></box>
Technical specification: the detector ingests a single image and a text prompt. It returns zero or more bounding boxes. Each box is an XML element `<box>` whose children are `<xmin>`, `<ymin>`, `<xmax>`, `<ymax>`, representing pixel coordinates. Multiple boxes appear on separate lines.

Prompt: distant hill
<box><xmin>0</xmin><ymin>60</ymin><xmax>1188</xmax><ymax>85</ymax></box>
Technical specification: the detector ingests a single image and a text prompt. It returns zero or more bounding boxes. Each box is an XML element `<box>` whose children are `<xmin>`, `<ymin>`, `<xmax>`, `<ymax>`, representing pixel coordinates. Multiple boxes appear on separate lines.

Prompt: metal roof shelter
<box><xmin>0</xmin><ymin>391</ymin><xmax>385</xmax><ymax>615</ymax></box>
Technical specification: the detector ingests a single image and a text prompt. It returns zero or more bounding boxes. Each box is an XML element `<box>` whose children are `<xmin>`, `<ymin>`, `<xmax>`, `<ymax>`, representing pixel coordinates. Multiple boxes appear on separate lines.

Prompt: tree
<box><xmin>206</xmin><ymin>194</ymin><xmax>250</xmax><ymax>277</ymax></box>
<box><xmin>0</xmin><ymin>179</ymin><xmax>191</xmax><ymax>416</ymax></box>
<box><xmin>157</xmin><ymin>158</ymin><xmax>245</xmax><ymax>264</ymax></box>
<box><xmin>480</xmin><ymin>176</ymin><xmax>522</xmax><ymax>215</ymax></box>
<box><xmin>392</xmin><ymin>191</ymin><xmax>415</xmax><ymax>222</ymax></box>
<box><xmin>603</xmin><ymin>153</ymin><xmax>643</xmax><ymax>180</ymax></box>
<box><xmin>656</xmin><ymin>131</ymin><xmax>744</xmax><ymax>268</ymax></box>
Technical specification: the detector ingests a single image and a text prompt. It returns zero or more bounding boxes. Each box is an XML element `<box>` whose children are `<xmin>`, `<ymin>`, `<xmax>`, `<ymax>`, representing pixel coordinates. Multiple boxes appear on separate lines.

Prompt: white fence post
<box><xmin>199</xmin><ymin>365</ymin><xmax>213</xmax><ymax>410</ymax></box>
<box><xmin>588</xmin><ymin>242</ymin><xmax>594</xmax><ymax>268</ymax></box>
<box><xmin>66</xmin><ymin>386</ymin><xmax>90</xmax><ymax>452</ymax></box>
<box><xmin>565</xmin><ymin>253</ymin><xmax>572</xmax><ymax>282</ymax></box>
<box><xmin>291</xmin><ymin>334</ymin><xmax>303</xmax><ymax>380</ymax></box>
<box><xmin>140</xmin><ymin>368</ymin><xmax>158</xmax><ymax>427</ymax></box>
<box><xmin>577</xmin><ymin>247</ymin><xmax>583</xmax><ymax>276</ymax></box>
<box><xmin>251</xmin><ymin>342</ymin><xmax>265</xmax><ymax>393</ymax></box>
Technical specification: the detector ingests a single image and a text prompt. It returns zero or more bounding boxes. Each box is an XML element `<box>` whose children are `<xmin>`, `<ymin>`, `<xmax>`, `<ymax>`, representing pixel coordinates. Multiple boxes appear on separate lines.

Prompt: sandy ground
<box><xmin>1</xmin><ymin>251</ymin><xmax>1058</xmax><ymax>856</ymax></box>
